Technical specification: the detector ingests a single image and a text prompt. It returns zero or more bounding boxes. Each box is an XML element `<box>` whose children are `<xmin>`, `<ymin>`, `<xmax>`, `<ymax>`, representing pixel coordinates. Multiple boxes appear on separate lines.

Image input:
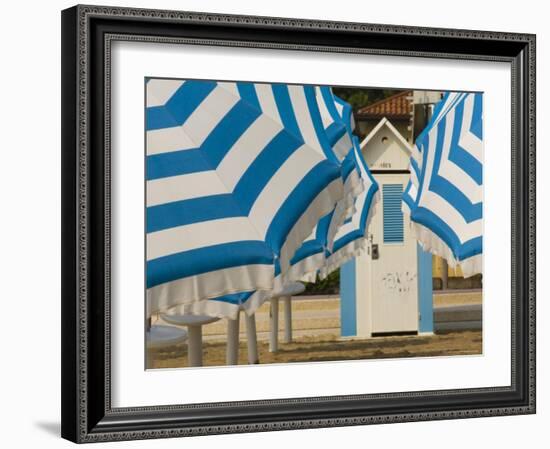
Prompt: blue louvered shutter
<box><xmin>383</xmin><ymin>184</ymin><xmax>404</xmax><ymax>243</ymax></box>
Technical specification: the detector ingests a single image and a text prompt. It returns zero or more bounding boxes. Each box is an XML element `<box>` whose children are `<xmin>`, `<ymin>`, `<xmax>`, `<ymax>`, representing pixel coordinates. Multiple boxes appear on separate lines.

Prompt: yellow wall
<box><xmin>432</xmin><ymin>255</ymin><xmax>464</xmax><ymax>278</ymax></box>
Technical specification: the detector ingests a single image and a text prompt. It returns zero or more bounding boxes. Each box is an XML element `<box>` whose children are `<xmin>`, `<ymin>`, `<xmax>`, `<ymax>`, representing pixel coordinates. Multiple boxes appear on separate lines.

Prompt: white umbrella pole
<box><xmin>226</xmin><ymin>312</ymin><xmax>240</xmax><ymax>365</ymax></box>
<box><xmin>244</xmin><ymin>313</ymin><xmax>259</xmax><ymax>364</ymax></box>
<box><xmin>187</xmin><ymin>325</ymin><xmax>203</xmax><ymax>367</ymax></box>
<box><xmin>282</xmin><ymin>296</ymin><xmax>292</xmax><ymax>343</ymax></box>
<box><xmin>269</xmin><ymin>298</ymin><xmax>279</xmax><ymax>352</ymax></box>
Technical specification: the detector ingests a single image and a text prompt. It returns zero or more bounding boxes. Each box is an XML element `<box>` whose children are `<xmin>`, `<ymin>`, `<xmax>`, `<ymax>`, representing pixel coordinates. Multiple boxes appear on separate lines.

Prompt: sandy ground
<box><xmin>148</xmin><ymin>330</ymin><xmax>482</xmax><ymax>369</ymax></box>
<box><xmin>148</xmin><ymin>289</ymin><xmax>482</xmax><ymax>369</ymax></box>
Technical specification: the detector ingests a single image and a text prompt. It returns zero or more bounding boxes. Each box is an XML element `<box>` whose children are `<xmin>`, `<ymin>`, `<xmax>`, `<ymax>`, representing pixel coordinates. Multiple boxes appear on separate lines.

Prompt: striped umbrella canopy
<box><xmin>166</xmin><ymin>86</ymin><xmax>371</xmax><ymax>319</ymax></box>
<box><xmin>146</xmin><ymin>79</ymin><xmax>347</xmax><ymax>317</ymax></box>
<box><xmin>286</xmin><ymin>87</ymin><xmax>364</xmax><ymax>282</ymax></box>
<box><xmin>402</xmin><ymin>92</ymin><xmax>483</xmax><ymax>276</ymax></box>
<box><xmin>322</xmin><ymin>136</ymin><xmax>380</xmax><ymax>277</ymax></box>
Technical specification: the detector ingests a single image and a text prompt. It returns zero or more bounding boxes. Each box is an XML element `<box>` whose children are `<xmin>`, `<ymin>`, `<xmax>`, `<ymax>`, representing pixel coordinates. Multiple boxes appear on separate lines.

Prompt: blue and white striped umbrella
<box><xmin>145</xmin><ymin>79</ymin><xmax>347</xmax><ymax>317</ymax></box>
<box><xmin>323</xmin><ymin>136</ymin><xmax>380</xmax><ymax>276</ymax></box>
<box><xmin>286</xmin><ymin>87</ymin><xmax>366</xmax><ymax>282</ymax></box>
<box><xmin>166</xmin><ymin>87</ymin><xmax>371</xmax><ymax>318</ymax></box>
<box><xmin>403</xmin><ymin>92</ymin><xmax>483</xmax><ymax>276</ymax></box>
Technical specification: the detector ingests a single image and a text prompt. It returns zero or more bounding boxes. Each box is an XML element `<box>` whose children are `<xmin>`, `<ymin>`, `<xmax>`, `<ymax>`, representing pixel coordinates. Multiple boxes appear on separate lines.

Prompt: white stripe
<box><xmin>438</xmin><ymin>160</ymin><xmax>482</xmax><ymax>204</ymax></box>
<box><xmin>432</xmin><ymin>92</ymin><xmax>465</xmax><ymax>128</ymax></box>
<box><xmin>146</xmin><ymin>171</ymin><xmax>227</xmax><ymax>206</ymax></box>
<box><xmin>406</xmin><ymin>183</ymin><xmax>418</xmax><ymax>203</ymax></box>
<box><xmin>303</xmin><ymin>227</ymin><xmax>317</xmax><ymax>242</ymax></box>
<box><xmin>147</xmin><ymin>217</ymin><xmax>261</xmax><ymax>260</ymax></box>
<box><xmin>458</xmin><ymin>94</ymin><xmax>483</xmax><ymax>162</ymax></box>
<box><xmin>248</xmin><ymin>144</ymin><xmax>325</xmax><ymax>238</ymax></box>
<box><xmin>436</xmin><ymin>108</ymin><xmax>482</xmax><ymax>204</ymax></box>
<box><xmin>180</xmin><ymin>84</ymin><xmax>240</xmax><ymax>147</ymax></box>
<box><xmin>146</xmin><ymin>79</ymin><xmax>184</xmax><ymax>107</ymax></box>
<box><xmin>288</xmin><ymin>86</ymin><xmax>323</xmax><ymax>155</ymax></box>
<box><xmin>216</xmin><ymin>114</ymin><xmax>283</xmax><ymax>191</ymax></box>
<box><xmin>332</xmin><ymin>132</ymin><xmax>352</xmax><ymax>160</ymax></box>
<box><xmin>255</xmin><ymin>84</ymin><xmax>282</xmax><ymax>123</ymax></box>
<box><xmin>419</xmin><ymin>191</ymin><xmax>482</xmax><ymax>243</ymax></box>
<box><xmin>217</xmin><ymin>82</ymin><xmax>239</xmax><ymax>98</ymax></box>
<box><xmin>349</xmin><ymin>113</ymin><xmax>355</xmax><ymax>131</ymax></box>
<box><xmin>410</xmin><ymin>165</ymin><xmax>419</xmax><ymax>187</ymax></box>
<box><xmin>316</xmin><ymin>87</ymin><xmax>334</xmax><ymax>129</ymax></box>
<box><xmin>147</xmin><ymin>126</ymin><xmax>196</xmax><ymax>155</ymax></box>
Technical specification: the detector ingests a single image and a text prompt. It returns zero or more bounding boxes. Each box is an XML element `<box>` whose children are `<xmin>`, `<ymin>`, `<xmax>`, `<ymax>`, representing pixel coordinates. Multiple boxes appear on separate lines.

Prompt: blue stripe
<box><xmin>147</xmin><ymin>241</ymin><xmax>274</xmax><ymax>288</ymax></box>
<box><xmin>341</xmin><ymin>152</ymin><xmax>356</xmax><ymax>180</ymax></box>
<box><xmin>198</xmin><ymin>100</ymin><xmax>261</xmax><ymax>166</ymax></box>
<box><xmin>470</xmin><ymin>93</ymin><xmax>483</xmax><ymax>140</ymax></box>
<box><xmin>266</xmin><ymin>160</ymin><xmax>341</xmax><ymax>253</ymax></box>
<box><xmin>447</xmin><ymin>99</ymin><xmax>483</xmax><ymax>184</ymax></box>
<box><xmin>290</xmin><ymin>212</ymin><xmax>333</xmax><ymax>265</ymax></box>
<box><xmin>146</xmin><ymin>80</ymin><xmax>217</xmax><ymax>130</ymax></box>
<box><xmin>304</xmin><ymin>86</ymin><xmax>339</xmax><ymax>164</ymax></box>
<box><xmin>147</xmin><ymin>149</ymin><xmax>211</xmax><ymax>180</ymax></box>
<box><xmin>410</xmin><ymin>157</ymin><xmax>420</xmax><ymax>178</ymax></box>
<box><xmin>237</xmin><ymin>82</ymin><xmax>260</xmax><ymax>111</ymax></box>
<box><xmin>334</xmin><ymin>95</ymin><xmax>353</xmax><ymax>134</ymax></box>
<box><xmin>402</xmin><ymin>182</ymin><xmax>416</xmax><ymax>210</ymax></box>
<box><xmin>147</xmin><ymin>194</ymin><xmax>243</xmax><ymax>233</ymax></box>
<box><xmin>320</xmin><ymin>86</ymin><xmax>341</xmax><ymax>123</ymax></box>
<box><xmin>428</xmin><ymin>175</ymin><xmax>482</xmax><ymax>222</ymax></box>
<box><xmin>316</xmin><ymin>213</ymin><xmax>332</xmax><ymax>242</ymax></box>
<box><xmin>232</xmin><ymin>130</ymin><xmax>303</xmax><ymax>207</ymax></box>
<box><xmin>146</xmin><ymin>107</ymin><xmax>180</xmax><ymax>130</ymax></box>
<box><xmin>332</xmin><ymin>229</ymin><xmax>364</xmax><ymax>253</ymax></box>
<box><xmin>411</xmin><ymin>206</ymin><xmax>482</xmax><ymax>261</ymax></box>
<box><xmin>272</xmin><ymin>84</ymin><xmax>302</xmax><ymax>142</ymax></box>
<box><xmin>211</xmin><ymin>291</ymin><xmax>254</xmax><ymax>305</ymax></box>
<box><xmin>325</xmin><ymin>122</ymin><xmax>347</xmax><ymax>146</ymax></box>
<box><xmin>291</xmin><ymin>239</ymin><xmax>324</xmax><ymax>265</ymax></box>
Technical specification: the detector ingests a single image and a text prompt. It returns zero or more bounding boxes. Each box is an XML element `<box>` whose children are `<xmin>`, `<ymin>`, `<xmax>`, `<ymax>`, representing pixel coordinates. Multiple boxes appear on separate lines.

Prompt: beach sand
<box><xmin>148</xmin><ymin>289</ymin><xmax>482</xmax><ymax>369</ymax></box>
<box><xmin>148</xmin><ymin>329</ymin><xmax>482</xmax><ymax>369</ymax></box>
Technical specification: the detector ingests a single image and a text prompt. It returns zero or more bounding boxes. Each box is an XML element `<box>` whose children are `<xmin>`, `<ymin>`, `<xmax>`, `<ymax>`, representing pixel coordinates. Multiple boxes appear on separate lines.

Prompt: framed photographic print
<box><xmin>61</xmin><ymin>4</ymin><xmax>536</xmax><ymax>443</ymax></box>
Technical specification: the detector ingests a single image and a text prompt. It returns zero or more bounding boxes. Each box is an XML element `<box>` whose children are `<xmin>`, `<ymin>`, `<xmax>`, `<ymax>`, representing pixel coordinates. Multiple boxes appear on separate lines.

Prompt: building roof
<box><xmin>356</xmin><ymin>90</ymin><xmax>412</xmax><ymax>119</ymax></box>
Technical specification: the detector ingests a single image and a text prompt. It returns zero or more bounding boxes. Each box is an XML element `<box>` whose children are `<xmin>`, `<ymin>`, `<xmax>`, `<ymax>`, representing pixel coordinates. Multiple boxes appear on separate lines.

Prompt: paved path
<box><xmin>155</xmin><ymin>289</ymin><xmax>482</xmax><ymax>342</ymax></box>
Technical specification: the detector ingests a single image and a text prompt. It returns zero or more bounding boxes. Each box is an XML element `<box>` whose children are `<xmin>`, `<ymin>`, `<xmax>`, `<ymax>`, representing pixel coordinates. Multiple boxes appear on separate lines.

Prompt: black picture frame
<box><xmin>61</xmin><ymin>4</ymin><xmax>536</xmax><ymax>443</ymax></box>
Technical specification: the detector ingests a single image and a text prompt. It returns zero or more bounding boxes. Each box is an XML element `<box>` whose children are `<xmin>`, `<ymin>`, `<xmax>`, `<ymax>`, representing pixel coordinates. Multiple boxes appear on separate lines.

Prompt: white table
<box><xmin>146</xmin><ymin>325</ymin><xmax>189</xmax><ymax>369</ymax></box>
<box><xmin>146</xmin><ymin>325</ymin><xmax>188</xmax><ymax>349</ymax></box>
<box><xmin>161</xmin><ymin>311</ymin><xmax>259</xmax><ymax>367</ymax></box>
<box><xmin>160</xmin><ymin>314</ymin><xmax>219</xmax><ymax>367</ymax></box>
<box><xmin>269</xmin><ymin>282</ymin><xmax>306</xmax><ymax>352</ymax></box>
<box><xmin>226</xmin><ymin>310</ymin><xmax>259</xmax><ymax>365</ymax></box>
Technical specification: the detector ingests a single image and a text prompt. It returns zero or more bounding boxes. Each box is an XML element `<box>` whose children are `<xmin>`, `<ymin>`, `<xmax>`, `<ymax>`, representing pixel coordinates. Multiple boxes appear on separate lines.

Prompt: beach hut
<box><xmin>340</xmin><ymin>117</ymin><xmax>434</xmax><ymax>337</ymax></box>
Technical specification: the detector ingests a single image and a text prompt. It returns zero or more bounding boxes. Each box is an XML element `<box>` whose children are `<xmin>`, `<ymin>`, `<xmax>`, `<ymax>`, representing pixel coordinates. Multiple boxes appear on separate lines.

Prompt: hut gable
<box><xmin>360</xmin><ymin>118</ymin><xmax>413</xmax><ymax>171</ymax></box>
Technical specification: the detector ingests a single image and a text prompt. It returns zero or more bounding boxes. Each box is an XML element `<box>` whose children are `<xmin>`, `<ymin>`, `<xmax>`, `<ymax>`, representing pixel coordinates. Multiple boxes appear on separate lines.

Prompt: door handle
<box><xmin>371</xmin><ymin>244</ymin><xmax>379</xmax><ymax>260</ymax></box>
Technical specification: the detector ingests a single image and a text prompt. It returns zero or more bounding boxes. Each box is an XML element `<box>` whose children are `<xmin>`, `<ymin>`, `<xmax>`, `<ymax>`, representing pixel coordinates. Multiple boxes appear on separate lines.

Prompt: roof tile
<box><xmin>357</xmin><ymin>90</ymin><xmax>412</xmax><ymax>118</ymax></box>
